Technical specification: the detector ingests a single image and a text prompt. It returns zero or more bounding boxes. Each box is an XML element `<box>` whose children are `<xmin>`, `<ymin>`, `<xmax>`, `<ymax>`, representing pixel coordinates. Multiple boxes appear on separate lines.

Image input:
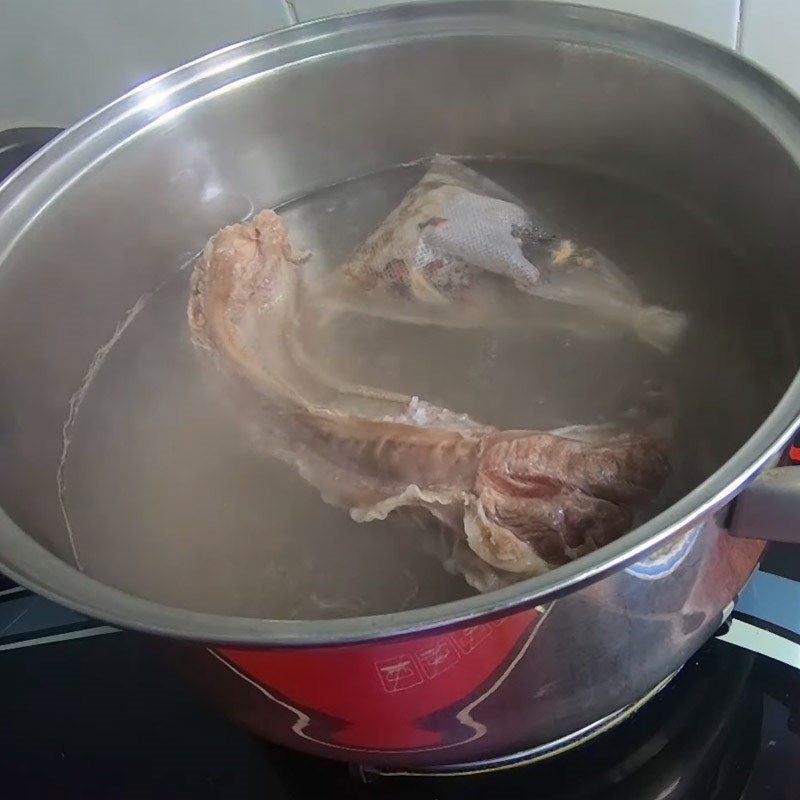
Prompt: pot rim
<box><xmin>1</xmin><ymin>0</ymin><xmax>799</xmax><ymax>646</ymax></box>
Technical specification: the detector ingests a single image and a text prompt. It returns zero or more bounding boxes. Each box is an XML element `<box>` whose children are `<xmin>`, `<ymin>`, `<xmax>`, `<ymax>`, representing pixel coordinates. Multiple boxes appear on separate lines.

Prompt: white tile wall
<box><xmin>0</xmin><ymin>0</ymin><xmax>292</xmax><ymax>128</ymax></box>
<box><xmin>741</xmin><ymin>0</ymin><xmax>800</xmax><ymax>95</ymax></box>
<box><xmin>292</xmin><ymin>0</ymin><xmax>740</xmax><ymax>47</ymax></box>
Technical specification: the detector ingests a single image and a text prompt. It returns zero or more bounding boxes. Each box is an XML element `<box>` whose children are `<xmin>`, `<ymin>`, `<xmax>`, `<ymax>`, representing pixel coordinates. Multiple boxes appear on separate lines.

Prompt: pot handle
<box><xmin>722</xmin><ymin>466</ymin><xmax>800</xmax><ymax>668</ymax></box>
<box><xmin>728</xmin><ymin>466</ymin><xmax>800</xmax><ymax>544</ymax></box>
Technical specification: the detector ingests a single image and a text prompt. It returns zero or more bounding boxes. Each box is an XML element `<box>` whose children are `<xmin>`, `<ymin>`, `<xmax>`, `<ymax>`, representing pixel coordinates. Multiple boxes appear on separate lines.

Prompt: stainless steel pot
<box><xmin>0</xmin><ymin>1</ymin><xmax>799</xmax><ymax>768</ymax></box>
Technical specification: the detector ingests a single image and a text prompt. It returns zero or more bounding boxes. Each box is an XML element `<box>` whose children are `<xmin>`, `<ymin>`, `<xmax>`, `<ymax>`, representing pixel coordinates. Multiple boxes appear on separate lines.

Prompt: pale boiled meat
<box><xmin>311</xmin><ymin>156</ymin><xmax>687</xmax><ymax>352</ymax></box>
<box><xmin>188</xmin><ymin>210</ymin><xmax>671</xmax><ymax>592</ymax></box>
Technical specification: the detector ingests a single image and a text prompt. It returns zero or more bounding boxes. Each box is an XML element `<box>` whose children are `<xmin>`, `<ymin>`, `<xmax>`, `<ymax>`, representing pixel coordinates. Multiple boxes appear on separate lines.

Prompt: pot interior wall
<box><xmin>0</xmin><ymin>28</ymin><xmax>797</xmax><ymax>611</ymax></box>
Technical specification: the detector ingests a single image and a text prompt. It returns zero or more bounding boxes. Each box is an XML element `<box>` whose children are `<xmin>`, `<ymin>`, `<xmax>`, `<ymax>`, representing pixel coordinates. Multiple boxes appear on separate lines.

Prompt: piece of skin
<box><xmin>188</xmin><ymin>210</ymin><xmax>670</xmax><ymax>591</ymax></box>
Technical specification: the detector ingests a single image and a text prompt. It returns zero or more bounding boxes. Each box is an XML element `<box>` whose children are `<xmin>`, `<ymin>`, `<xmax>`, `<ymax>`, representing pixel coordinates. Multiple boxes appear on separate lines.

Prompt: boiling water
<box><xmin>60</xmin><ymin>161</ymin><xmax>787</xmax><ymax>619</ymax></box>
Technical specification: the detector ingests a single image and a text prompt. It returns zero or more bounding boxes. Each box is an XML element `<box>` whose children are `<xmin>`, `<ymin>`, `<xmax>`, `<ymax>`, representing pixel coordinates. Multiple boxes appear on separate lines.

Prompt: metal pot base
<box><xmin>361</xmin><ymin>669</ymin><xmax>677</xmax><ymax>778</ymax></box>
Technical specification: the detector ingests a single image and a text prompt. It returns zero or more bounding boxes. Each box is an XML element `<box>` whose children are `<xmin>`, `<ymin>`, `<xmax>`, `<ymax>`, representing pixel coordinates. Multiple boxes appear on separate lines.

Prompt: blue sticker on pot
<box><xmin>625</xmin><ymin>526</ymin><xmax>702</xmax><ymax>580</ymax></box>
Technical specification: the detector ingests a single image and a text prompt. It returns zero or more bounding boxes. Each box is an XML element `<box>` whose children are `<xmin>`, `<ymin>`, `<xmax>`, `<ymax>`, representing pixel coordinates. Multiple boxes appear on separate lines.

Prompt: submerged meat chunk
<box><xmin>468</xmin><ymin>431</ymin><xmax>668</xmax><ymax>575</ymax></box>
<box><xmin>189</xmin><ymin>210</ymin><xmax>670</xmax><ymax>591</ymax></box>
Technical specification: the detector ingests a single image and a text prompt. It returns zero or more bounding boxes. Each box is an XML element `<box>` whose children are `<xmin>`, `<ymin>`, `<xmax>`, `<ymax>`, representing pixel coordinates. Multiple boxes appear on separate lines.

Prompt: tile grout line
<box><xmin>0</xmin><ymin>625</ymin><xmax>118</xmax><ymax>652</ymax></box>
<box><xmin>719</xmin><ymin>618</ymin><xmax>800</xmax><ymax>669</ymax></box>
<box><xmin>0</xmin><ymin>603</ymin><xmax>31</xmax><ymax>636</ymax></box>
<box><xmin>735</xmin><ymin>0</ymin><xmax>745</xmax><ymax>51</ymax></box>
<box><xmin>283</xmin><ymin>0</ymin><xmax>299</xmax><ymax>25</ymax></box>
